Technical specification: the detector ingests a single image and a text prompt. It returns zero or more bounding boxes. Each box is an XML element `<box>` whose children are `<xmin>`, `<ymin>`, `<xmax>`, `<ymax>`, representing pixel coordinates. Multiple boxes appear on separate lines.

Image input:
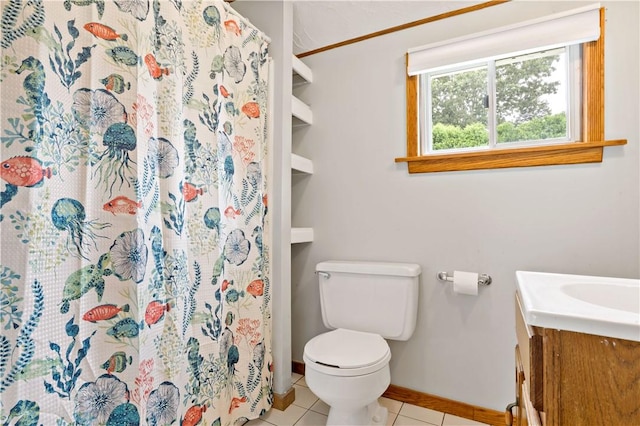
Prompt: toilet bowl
<box><xmin>303</xmin><ymin>329</ymin><xmax>391</xmax><ymax>426</ymax></box>
<box><xmin>304</xmin><ymin>261</ymin><xmax>421</xmax><ymax>426</ymax></box>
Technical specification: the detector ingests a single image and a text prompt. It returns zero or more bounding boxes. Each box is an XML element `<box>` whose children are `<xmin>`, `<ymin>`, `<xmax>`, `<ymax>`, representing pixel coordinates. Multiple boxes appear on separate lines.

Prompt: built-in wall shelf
<box><xmin>291</xmin><ymin>153</ymin><xmax>313</xmax><ymax>174</ymax></box>
<box><xmin>292</xmin><ymin>55</ymin><xmax>313</xmax><ymax>85</ymax></box>
<box><xmin>292</xmin><ymin>96</ymin><xmax>313</xmax><ymax>125</ymax></box>
<box><xmin>291</xmin><ymin>227</ymin><xmax>314</xmax><ymax>244</ymax></box>
<box><xmin>290</xmin><ymin>56</ymin><xmax>313</xmax><ymax>245</ymax></box>
<box><xmin>291</xmin><ymin>57</ymin><xmax>313</xmax><ymax>242</ymax></box>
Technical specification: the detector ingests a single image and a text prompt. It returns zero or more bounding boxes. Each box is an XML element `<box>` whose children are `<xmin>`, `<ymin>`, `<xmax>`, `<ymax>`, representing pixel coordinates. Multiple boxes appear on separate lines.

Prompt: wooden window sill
<box><xmin>395</xmin><ymin>139</ymin><xmax>627</xmax><ymax>173</ymax></box>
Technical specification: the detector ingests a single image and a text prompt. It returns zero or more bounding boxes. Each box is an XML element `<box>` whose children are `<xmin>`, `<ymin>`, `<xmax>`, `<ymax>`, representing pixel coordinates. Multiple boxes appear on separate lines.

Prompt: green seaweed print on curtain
<box><xmin>0</xmin><ymin>0</ymin><xmax>272</xmax><ymax>424</ymax></box>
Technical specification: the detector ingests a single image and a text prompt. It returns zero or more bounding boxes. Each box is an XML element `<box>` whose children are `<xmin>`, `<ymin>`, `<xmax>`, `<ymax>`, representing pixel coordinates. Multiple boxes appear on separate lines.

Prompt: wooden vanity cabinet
<box><xmin>512</xmin><ymin>292</ymin><xmax>640</xmax><ymax>426</ymax></box>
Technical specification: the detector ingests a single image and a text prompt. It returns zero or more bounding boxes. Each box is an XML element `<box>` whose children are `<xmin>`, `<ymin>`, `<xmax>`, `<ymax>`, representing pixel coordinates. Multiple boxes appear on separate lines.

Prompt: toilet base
<box><xmin>326</xmin><ymin>401</ymin><xmax>388</xmax><ymax>426</ymax></box>
<box><xmin>368</xmin><ymin>401</ymin><xmax>389</xmax><ymax>426</ymax></box>
<box><xmin>303</xmin><ymin>351</ymin><xmax>391</xmax><ymax>426</ymax></box>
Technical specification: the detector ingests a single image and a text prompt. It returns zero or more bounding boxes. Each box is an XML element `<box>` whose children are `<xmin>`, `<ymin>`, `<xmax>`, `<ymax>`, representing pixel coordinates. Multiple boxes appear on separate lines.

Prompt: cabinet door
<box><xmin>515</xmin><ymin>346</ymin><xmax>528</xmax><ymax>426</ymax></box>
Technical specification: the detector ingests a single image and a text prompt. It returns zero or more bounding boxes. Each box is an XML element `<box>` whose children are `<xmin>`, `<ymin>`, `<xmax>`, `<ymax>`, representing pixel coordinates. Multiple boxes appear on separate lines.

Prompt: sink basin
<box><xmin>561</xmin><ymin>282</ymin><xmax>639</xmax><ymax>314</ymax></box>
<box><xmin>516</xmin><ymin>271</ymin><xmax>640</xmax><ymax>342</ymax></box>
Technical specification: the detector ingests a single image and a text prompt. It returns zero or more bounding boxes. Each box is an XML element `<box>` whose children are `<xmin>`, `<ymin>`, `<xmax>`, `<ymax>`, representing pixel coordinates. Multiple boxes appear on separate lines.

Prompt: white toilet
<box><xmin>303</xmin><ymin>260</ymin><xmax>421</xmax><ymax>426</ymax></box>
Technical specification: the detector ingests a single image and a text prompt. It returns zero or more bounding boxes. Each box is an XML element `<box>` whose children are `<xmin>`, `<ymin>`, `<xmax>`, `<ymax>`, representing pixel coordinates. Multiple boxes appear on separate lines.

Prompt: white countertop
<box><xmin>516</xmin><ymin>271</ymin><xmax>640</xmax><ymax>342</ymax></box>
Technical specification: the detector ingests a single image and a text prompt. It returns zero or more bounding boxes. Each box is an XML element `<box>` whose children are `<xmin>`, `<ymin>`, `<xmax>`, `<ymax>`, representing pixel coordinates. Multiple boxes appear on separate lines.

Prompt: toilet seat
<box><xmin>303</xmin><ymin>329</ymin><xmax>391</xmax><ymax>377</ymax></box>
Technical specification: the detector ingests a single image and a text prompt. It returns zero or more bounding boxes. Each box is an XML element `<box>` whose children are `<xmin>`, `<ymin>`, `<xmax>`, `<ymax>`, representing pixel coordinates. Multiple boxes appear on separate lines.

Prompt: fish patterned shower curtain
<box><xmin>0</xmin><ymin>0</ymin><xmax>272</xmax><ymax>424</ymax></box>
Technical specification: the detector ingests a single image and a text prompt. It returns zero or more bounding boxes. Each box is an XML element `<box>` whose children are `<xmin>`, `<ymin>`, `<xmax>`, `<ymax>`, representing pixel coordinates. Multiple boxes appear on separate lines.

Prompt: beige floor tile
<box><xmin>386</xmin><ymin>411</ymin><xmax>399</xmax><ymax>426</ymax></box>
<box><xmin>379</xmin><ymin>397</ymin><xmax>403</xmax><ymax>414</ymax></box>
<box><xmin>296</xmin><ymin>376</ymin><xmax>309</xmax><ymax>387</ymax></box>
<box><xmin>293</xmin><ymin>384</ymin><xmax>319</xmax><ymax>409</ymax></box>
<box><xmin>291</xmin><ymin>372</ymin><xmax>303</xmax><ymax>384</ymax></box>
<box><xmin>442</xmin><ymin>414</ymin><xmax>489</xmax><ymax>426</ymax></box>
<box><xmin>294</xmin><ymin>410</ymin><xmax>328</xmax><ymax>426</ymax></box>
<box><xmin>261</xmin><ymin>404</ymin><xmax>307</xmax><ymax>426</ymax></box>
<box><xmin>393</xmin><ymin>414</ymin><xmax>438</xmax><ymax>426</ymax></box>
<box><xmin>398</xmin><ymin>404</ymin><xmax>444</xmax><ymax>426</ymax></box>
<box><xmin>309</xmin><ymin>399</ymin><xmax>330</xmax><ymax>416</ymax></box>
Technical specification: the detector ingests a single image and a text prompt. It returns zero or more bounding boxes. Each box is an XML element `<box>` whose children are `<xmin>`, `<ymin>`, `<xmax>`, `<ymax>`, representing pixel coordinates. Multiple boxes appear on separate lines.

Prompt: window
<box><xmin>425</xmin><ymin>46</ymin><xmax>578</xmax><ymax>153</ymax></box>
<box><xmin>396</xmin><ymin>4</ymin><xmax>627</xmax><ymax>173</ymax></box>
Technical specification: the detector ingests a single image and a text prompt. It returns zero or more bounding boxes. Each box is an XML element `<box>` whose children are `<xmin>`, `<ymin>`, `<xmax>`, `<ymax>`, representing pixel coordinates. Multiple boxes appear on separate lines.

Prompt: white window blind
<box><xmin>407</xmin><ymin>3</ymin><xmax>601</xmax><ymax>76</ymax></box>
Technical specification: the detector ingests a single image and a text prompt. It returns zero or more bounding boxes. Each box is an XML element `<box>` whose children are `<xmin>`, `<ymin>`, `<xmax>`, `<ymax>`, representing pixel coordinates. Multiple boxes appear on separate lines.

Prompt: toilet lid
<box><xmin>304</xmin><ymin>328</ymin><xmax>390</xmax><ymax>369</ymax></box>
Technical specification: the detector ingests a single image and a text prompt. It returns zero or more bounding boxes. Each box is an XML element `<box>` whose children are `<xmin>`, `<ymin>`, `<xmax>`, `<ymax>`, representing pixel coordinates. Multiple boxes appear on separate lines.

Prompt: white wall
<box><xmin>290</xmin><ymin>1</ymin><xmax>640</xmax><ymax>410</ymax></box>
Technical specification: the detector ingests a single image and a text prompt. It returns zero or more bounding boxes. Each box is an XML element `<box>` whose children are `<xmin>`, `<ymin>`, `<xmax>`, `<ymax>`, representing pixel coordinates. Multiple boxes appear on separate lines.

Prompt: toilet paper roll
<box><xmin>453</xmin><ymin>271</ymin><xmax>479</xmax><ymax>296</ymax></box>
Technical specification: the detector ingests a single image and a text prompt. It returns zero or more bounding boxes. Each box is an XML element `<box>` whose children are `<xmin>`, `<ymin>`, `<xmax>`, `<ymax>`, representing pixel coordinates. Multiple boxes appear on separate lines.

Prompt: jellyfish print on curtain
<box><xmin>0</xmin><ymin>0</ymin><xmax>272</xmax><ymax>424</ymax></box>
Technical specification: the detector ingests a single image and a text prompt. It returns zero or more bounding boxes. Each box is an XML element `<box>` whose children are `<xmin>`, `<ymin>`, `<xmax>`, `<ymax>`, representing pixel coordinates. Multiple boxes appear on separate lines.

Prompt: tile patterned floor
<box><xmin>245</xmin><ymin>374</ymin><xmax>489</xmax><ymax>426</ymax></box>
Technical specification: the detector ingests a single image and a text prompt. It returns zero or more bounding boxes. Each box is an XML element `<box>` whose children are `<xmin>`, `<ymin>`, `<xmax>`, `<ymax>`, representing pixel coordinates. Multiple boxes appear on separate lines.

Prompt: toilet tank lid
<box><xmin>316</xmin><ymin>261</ymin><xmax>421</xmax><ymax>277</ymax></box>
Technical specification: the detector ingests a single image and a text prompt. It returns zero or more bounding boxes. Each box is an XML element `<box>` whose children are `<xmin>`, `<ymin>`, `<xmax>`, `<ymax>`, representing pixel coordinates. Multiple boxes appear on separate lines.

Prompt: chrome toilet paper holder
<box><xmin>437</xmin><ymin>271</ymin><xmax>492</xmax><ymax>286</ymax></box>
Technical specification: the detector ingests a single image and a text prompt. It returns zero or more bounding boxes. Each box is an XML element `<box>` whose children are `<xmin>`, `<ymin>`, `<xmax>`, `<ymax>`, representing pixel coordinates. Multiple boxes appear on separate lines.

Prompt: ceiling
<box><xmin>290</xmin><ymin>1</ymin><xmax>484</xmax><ymax>55</ymax></box>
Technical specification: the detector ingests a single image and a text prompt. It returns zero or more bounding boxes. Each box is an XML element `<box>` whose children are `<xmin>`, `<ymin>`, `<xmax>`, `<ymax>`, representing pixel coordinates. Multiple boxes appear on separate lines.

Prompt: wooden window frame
<box><xmin>395</xmin><ymin>8</ymin><xmax>627</xmax><ymax>174</ymax></box>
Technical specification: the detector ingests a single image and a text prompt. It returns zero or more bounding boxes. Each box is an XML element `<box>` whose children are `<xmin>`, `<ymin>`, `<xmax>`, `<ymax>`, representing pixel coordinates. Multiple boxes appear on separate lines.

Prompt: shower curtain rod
<box><xmin>225</xmin><ymin>0</ymin><xmax>272</xmax><ymax>44</ymax></box>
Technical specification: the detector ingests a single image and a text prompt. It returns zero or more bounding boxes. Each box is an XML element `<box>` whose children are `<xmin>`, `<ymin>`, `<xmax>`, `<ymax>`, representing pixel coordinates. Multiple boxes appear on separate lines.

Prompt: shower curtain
<box><xmin>0</xmin><ymin>0</ymin><xmax>272</xmax><ymax>424</ymax></box>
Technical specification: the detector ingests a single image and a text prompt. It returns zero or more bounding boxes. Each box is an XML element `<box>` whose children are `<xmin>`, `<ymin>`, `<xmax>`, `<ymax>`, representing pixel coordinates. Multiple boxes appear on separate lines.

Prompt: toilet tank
<box><xmin>316</xmin><ymin>261</ymin><xmax>421</xmax><ymax>341</ymax></box>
